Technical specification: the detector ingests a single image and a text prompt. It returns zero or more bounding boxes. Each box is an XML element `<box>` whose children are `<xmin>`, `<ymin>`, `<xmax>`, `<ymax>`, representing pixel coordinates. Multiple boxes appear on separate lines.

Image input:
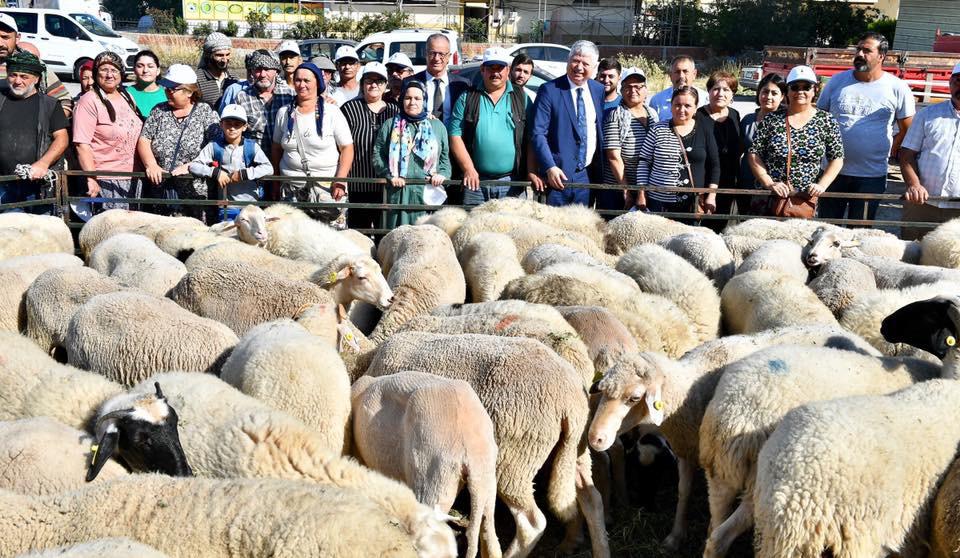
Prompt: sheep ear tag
<box><xmin>86</xmin><ymin>428</ymin><xmax>120</xmax><ymax>482</ymax></box>
<box><xmin>646</xmin><ymin>389</ymin><xmax>665</xmax><ymax>426</ymax></box>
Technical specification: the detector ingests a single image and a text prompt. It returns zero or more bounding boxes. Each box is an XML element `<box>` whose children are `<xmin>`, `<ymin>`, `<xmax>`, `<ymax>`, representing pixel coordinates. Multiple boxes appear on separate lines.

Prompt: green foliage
<box><xmin>222</xmin><ymin>21</ymin><xmax>239</xmax><ymax>37</ymax></box>
<box><xmin>868</xmin><ymin>17</ymin><xmax>896</xmax><ymax>45</ymax></box>
<box><xmin>103</xmin><ymin>0</ymin><xmax>140</xmax><ymax>21</ymax></box>
<box><xmin>617</xmin><ymin>54</ymin><xmax>669</xmax><ymax>91</ymax></box>
<box><xmin>354</xmin><ymin>11</ymin><xmax>412</xmax><ymax>37</ymax></box>
<box><xmin>145</xmin><ymin>7</ymin><xmax>186</xmax><ymax>35</ymax></box>
<box><xmin>280</xmin><ymin>10</ymin><xmax>409</xmax><ymax>40</ymax></box>
<box><xmin>283</xmin><ymin>19</ymin><xmax>330</xmax><ymax>40</ymax></box>
<box><xmin>462</xmin><ymin>17</ymin><xmax>487</xmax><ymax>42</ymax></box>
<box><xmin>245</xmin><ymin>10</ymin><xmax>270</xmax><ymax>39</ymax></box>
<box><xmin>191</xmin><ymin>22</ymin><xmax>214</xmax><ymax>40</ymax></box>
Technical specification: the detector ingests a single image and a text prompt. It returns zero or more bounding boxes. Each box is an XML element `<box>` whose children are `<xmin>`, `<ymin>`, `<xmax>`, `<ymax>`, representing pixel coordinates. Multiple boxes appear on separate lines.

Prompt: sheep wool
<box><xmin>452</xmin><ymin>212</ymin><xmax>609</xmax><ymax>262</ymax></box>
<box><xmin>806</xmin><ymin>257</ymin><xmax>877</xmax><ymax>317</ymax></box>
<box><xmin>931</xmin><ymin>457</ymin><xmax>960</xmax><ymax>558</ymax></box>
<box><xmin>470</xmin><ymin>197</ymin><xmax>607</xmax><ymax>247</ymax></box>
<box><xmin>458</xmin><ymin>232</ymin><xmax>525</xmax><ymax>302</ymax></box>
<box><xmin>734</xmin><ymin>239</ymin><xmax>810</xmax><ymax>283</ymax></box>
<box><xmin>0</xmin><ymin>417</ymin><xmax>128</xmax><ymax>496</ymax></box>
<box><xmin>720</xmin><ymin>234</ymin><xmax>767</xmax><ymax>267</ymax></box>
<box><xmin>0</xmin><ymin>253</ymin><xmax>83</xmax><ymax>333</ymax></box>
<box><xmin>414</xmin><ymin>207</ymin><xmax>469</xmax><ymax>237</ymax></box>
<box><xmin>922</xmin><ymin>217</ymin><xmax>960</xmax><ymax>269</ymax></box>
<box><xmin>17</xmin><ymin>538</ymin><xmax>172</xmax><ymax>558</ymax></box>
<box><xmin>220</xmin><ymin>320</ymin><xmax>351</xmax><ymax>455</ymax></box>
<box><xmin>521</xmin><ymin>243</ymin><xmax>609</xmax><ymax>275</ymax></box>
<box><xmin>603</xmin><ymin>211</ymin><xmax>710</xmax><ymax>255</ymax></box>
<box><xmin>0</xmin><ymin>213</ymin><xmax>73</xmax><ymax>260</ymax></box>
<box><xmin>555</xmin><ymin>305</ymin><xmax>639</xmax><ymax>376</ymax></box>
<box><xmin>65</xmin><ymin>291</ymin><xmax>238</xmax><ymax>385</ymax></box>
<box><xmin>0</xmin><ymin>475</ymin><xmax>420</xmax><ymax>557</ymax></box>
<box><xmin>754</xmin><ymin>380</ymin><xmax>960</xmax><ymax>558</ymax></box>
<box><xmin>78</xmin><ymin>209</ymin><xmax>199</xmax><ymax>258</ymax></box>
<box><xmin>720</xmin><ymin>270</ymin><xmax>837</xmax><ymax>334</ymax></box>
<box><xmin>659</xmin><ymin>232</ymin><xmax>735</xmax><ymax>290</ymax></box>
<box><xmin>87</xmin><ymin>233</ymin><xmax>187</xmax><ymax>297</ymax></box>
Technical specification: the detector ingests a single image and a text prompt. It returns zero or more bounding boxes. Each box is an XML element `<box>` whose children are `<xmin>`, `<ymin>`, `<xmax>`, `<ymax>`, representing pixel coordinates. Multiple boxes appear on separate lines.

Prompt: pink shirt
<box><xmin>72</xmin><ymin>90</ymin><xmax>142</xmax><ymax>173</ymax></box>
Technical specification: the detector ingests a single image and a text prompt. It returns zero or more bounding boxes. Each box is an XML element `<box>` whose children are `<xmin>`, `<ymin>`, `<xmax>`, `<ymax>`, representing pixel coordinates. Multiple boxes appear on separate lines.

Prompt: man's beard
<box><xmin>214</xmin><ymin>58</ymin><xmax>229</xmax><ymax>71</ymax></box>
<box><xmin>254</xmin><ymin>78</ymin><xmax>273</xmax><ymax>91</ymax></box>
<box><xmin>854</xmin><ymin>57</ymin><xmax>869</xmax><ymax>72</ymax></box>
<box><xmin>8</xmin><ymin>84</ymin><xmax>36</xmax><ymax>98</ymax></box>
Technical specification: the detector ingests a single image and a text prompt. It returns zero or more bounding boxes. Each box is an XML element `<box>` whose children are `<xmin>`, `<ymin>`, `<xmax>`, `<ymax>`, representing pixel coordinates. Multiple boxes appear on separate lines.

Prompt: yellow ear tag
<box><xmin>947</xmin><ymin>336</ymin><xmax>956</xmax><ymax>347</ymax></box>
<box><xmin>90</xmin><ymin>443</ymin><xmax>99</xmax><ymax>464</ymax></box>
<box><xmin>345</xmin><ymin>333</ymin><xmax>353</xmax><ymax>341</ymax></box>
<box><xmin>328</xmin><ymin>272</ymin><xmax>338</xmax><ymax>284</ymax></box>
<box><xmin>653</xmin><ymin>400</ymin><xmax>664</xmax><ymax>411</ymax></box>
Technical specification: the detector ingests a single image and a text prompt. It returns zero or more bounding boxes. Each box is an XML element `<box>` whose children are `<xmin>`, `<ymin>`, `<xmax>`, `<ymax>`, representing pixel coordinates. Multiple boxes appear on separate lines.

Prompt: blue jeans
<box><xmin>462</xmin><ymin>176</ymin><xmax>526</xmax><ymax>206</ymax></box>
<box><xmin>545</xmin><ymin>168</ymin><xmax>591</xmax><ymax>207</ymax></box>
<box><xmin>0</xmin><ymin>180</ymin><xmax>48</xmax><ymax>214</ymax></box>
<box><xmin>817</xmin><ymin>174</ymin><xmax>888</xmax><ymax>223</ymax></box>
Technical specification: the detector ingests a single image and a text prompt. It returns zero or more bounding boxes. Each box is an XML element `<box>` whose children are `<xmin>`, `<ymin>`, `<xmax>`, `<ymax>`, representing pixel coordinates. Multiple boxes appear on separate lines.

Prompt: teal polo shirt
<box><xmin>449</xmin><ymin>80</ymin><xmax>530</xmax><ymax>178</ymax></box>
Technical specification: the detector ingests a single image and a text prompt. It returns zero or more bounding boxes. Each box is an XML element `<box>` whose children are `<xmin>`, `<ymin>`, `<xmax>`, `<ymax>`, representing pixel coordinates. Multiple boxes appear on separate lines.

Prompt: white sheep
<box><xmin>77</xmin><ymin>209</ymin><xmax>200</xmax><ymax>258</ymax></box>
<box><xmin>521</xmin><ymin>243</ymin><xmax>610</xmax><ymax>274</ymax></box>
<box><xmin>415</xmin><ymin>207</ymin><xmax>469</xmax><ymax>237</ymax></box>
<box><xmin>921</xmin><ymin>217</ymin><xmax>960</xmax><ymax>269</ymax></box>
<box><xmin>469</xmin><ymin>197</ymin><xmax>607</xmax><ymax>248</ymax></box>
<box><xmin>65</xmin><ymin>291</ymin><xmax>239</xmax><ymax>385</ymax></box>
<box><xmin>185</xmin><ymin>241</ymin><xmax>319</xmax><ymax>281</ymax></box>
<box><xmin>87</xmin><ymin>233</ymin><xmax>187</xmax><ymax>297</ymax></box>
<box><xmin>806</xmin><ymin>257</ymin><xmax>877</xmax><ymax>316</ymax></box>
<box><xmin>100</xmin><ymin>372</ymin><xmax>456</xmax><ymax>556</ymax></box>
<box><xmin>17</xmin><ymin>538</ymin><xmax>172</xmax><ymax>558</ymax></box>
<box><xmin>168</xmin><ymin>261</ymin><xmax>335</xmax><ymax>335</ymax></box>
<box><xmin>722</xmin><ymin>217</ymin><xmax>832</xmax><ymax>245</ymax></box>
<box><xmin>0</xmin><ymin>417</ymin><xmax>128</xmax><ymax>495</ymax></box>
<box><xmin>220</xmin><ymin>320</ymin><xmax>351</xmax><ymax>455</ymax></box>
<box><xmin>603</xmin><ymin>212</ymin><xmax>710</xmax><ymax>255</ymax></box>
<box><xmin>734</xmin><ymin>239</ymin><xmax>810</xmax><ymax>282</ymax></box>
<box><xmin>555</xmin><ymin>305</ymin><xmax>640</xmax><ymax>376</ymax></box>
<box><xmin>209</xmin><ymin>204</ymin><xmax>272</xmax><ymax>245</ymax></box>
<box><xmin>353</xmin><ymin>371</ymin><xmax>501</xmax><ymax>558</ymax></box>
<box><xmin>370</xmin><ymin>225</ymin><xmax>466</xmax><ymax>343</ymax></box>
<box><xmin>615</xmin><ymin>244</ymin><xmax>721</xmax><ymax>344</ymax></box>
<box><xmin>24</xmin><ymin>267</ymin><xmax>123</xmax><ymax>356</ymax></box>
<box><xmin>700</xmin><ymin>345</ymin><xmax>943</xmax><ymax>557</ymax></box>
<box><xmin>586</xmin><ymin>325</ymin><xmax>881</xmax><ymax>551</ymax></box>
<box><xmin>754</xmin><ymin>379</ymin><xmax>960</xmax><ymax>558</ymax></box>
<box><xmin>0</xmin><ymin>475</ymin><xmax>427</xmax><ymax>557</ymax></box>
<box><xmin>931</xmin><ymin>457</ymin><xmax>960</xmax><ymax>558</ymax></box>
<box><xmin>151</xmin><ymin>226</ymin><xmax>235</xmax><ymax>262</ymax></box>
<box><xmin>720</xmin><ymin>269</ymin><xmax>837</xmax><ymax>334</ymax></box>
<box><xmin>452</xmin><ymin>212</ymin><xmax>609</xmax><ymax>262</ymax></box>
<box><xmin>659</xmin><ymin>232</ymin><xmax>736</xmax><ymax>290</ymax></box>
<box><xmin>0</xmin><ymin>253</ymin><xmax>83</xmax><ymax>333</ymax></box>
<box><xmin>338</xmin><ymin>228</ymin><xmax>376</xmax><ymax>258</ymax></box>
<box><xmin>0</xmin><ymin>213</ymin><xmax>74</xmax><ymax>260</ymax></box>
<box><xmin>365</xmin><ymin>331</ymin><xmax>608</xmax><ymax>558</ymax></box>
<box><xmin>458</xmin><ymin>232</ymin><xmax>525</xmax><ymax>302</ymax></box>
<box><xmin>720</xmin><ymin>234</ymin><xmax>767</xmax><ymax>267</ymax></box>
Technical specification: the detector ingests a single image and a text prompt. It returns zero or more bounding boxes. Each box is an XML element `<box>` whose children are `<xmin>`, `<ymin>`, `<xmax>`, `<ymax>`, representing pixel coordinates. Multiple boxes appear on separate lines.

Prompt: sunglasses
<box><xmin>789</xmin><ymin>83</ymin><xmax>814</xmax><ymax>92</ymax></box>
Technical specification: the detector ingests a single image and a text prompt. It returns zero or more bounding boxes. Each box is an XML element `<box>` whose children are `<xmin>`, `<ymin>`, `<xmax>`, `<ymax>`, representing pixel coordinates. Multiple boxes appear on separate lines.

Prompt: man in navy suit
<box><xmin>406</xmin><ymin>33</ymin><xmax>470</xmax><ymax>127</ymax></box>
<box><xmin>531</xmin><ymin>40</ymin><xmax>605</xmax><ymax>206</ymax></box>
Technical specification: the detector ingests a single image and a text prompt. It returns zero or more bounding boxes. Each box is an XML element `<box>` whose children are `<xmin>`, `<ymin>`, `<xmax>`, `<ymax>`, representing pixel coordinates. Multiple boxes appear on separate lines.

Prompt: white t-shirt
<box><xmin>273</xmin><ymin>104</ymin><xmax>354</xmax><ymax>179</ymax></box>
<box><xmin>330</xmin><ymin>85</ymin><xmax>360</xmax><ymax>107</ymax></box>
<box><xmin>817</xmin><ymin>70</ymin><xmax>915</xmax><ymax>177</ymax></box>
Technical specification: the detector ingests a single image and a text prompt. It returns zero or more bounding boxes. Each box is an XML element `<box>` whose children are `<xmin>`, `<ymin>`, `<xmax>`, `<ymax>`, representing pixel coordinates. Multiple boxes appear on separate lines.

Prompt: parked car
<box><xmin>298</xmin><ymin>38</ymin><xmax>357</xmax><ymax>61</ymax></box>
<box><xmin>506</xmin><ymin>43</ymin><xmax>570</xmax><ymax>78</ymax></box>
<box><xmin>0</xmin><ymin>7</ymin><xmax>138</xmax><ymax>80</ymax></box>
<box><xmin>447</xmin><ymin>61</ymin><xmax>555</xmax><ymax>100</ymax></box>
<box><xmin>739</xmin><ymin>64</ymin><xmax>763</xmax><ymax>91</ymax></box>
<box><xmin>355</xmin><ymin>28</ymin><xmax>462</xmax><ymax>73</ymax></box>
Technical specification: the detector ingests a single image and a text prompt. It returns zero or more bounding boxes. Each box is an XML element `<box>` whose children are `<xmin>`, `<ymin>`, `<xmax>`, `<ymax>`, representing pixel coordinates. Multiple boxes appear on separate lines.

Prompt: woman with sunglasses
<box><xmin>748</xmin><ymin>65</ymin><xmax>844</xmax><ymax>216</ymax></box>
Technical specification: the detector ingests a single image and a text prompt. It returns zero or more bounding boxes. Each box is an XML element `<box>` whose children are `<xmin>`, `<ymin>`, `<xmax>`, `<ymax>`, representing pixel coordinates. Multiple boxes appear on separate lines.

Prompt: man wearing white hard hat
<box><xmin>899</xmin><ymin>62</ymin><xmax>960</xmax><ymax>239</ymax></box>
<box><xmin>341</xmin><ymin>61</ymin><xmax>399</xmax><ymax>229</ymax></box>
<box><xmin>275</xmin><ymin>40</ymin><xmax>303</xmax><ymax>89</ymax></box>
<box><xmin>330</xmin><ymin>45</ymin><xmax>361</xmax><ymax>106</ymax></box>
<box><xmin>449</xmin><ymin>47</ymin><xmax>533</xmax><ymax>206</ymax></box>
<box><xmin>384</xmin><ymin>52</ymin><xmax>414</xmax><ymax>104</ymax></box>
<box><xmin>817</xmin><ymin>31</ymin><xmax>915</xmax><ymax>224</ymax></box>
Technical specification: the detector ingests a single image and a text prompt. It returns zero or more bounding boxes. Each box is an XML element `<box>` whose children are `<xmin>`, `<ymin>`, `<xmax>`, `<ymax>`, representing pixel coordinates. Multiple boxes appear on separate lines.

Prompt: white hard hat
<box><xmin>362</xmin><ymin>62</ymin><xmax>389</xmax><ymax>81</ymax></box>
<box><xmin>159</xmin><ymin>64</ymin><xmax>199</xmax><ymax>88</ymax></box>
<box><xmin>786</xmin><ymin>65</ymin><xmax>818</xmax><ymax>84</ymax></box>
<box><xmin>220</xmin><ymin>103</ymin><xmax>248</xmax><ymax>123</ymax></box>
<box><xmin>334</xmin><ymin>45</ymin><xmax>359</xmax><ymax>62</ymax></box>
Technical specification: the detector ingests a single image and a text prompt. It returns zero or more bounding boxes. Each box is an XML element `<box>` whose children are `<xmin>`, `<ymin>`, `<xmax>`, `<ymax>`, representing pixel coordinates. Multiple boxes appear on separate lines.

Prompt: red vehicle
<box><xmin>933</xmin><ymin>29</ymin><xmax>960</xmax><ymax>54</ymax></box>
<box><xmin>761</xmin><ymin>45</ymin><xmax>960</xmax><ymax>100</ymax></box>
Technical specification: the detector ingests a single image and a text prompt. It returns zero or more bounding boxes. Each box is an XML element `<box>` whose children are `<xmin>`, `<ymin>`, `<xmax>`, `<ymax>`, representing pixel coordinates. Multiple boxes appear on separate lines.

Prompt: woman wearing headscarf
<box><xmin>372</xmin><ymin>80</ymin><xmax>451</xmax><ymax>228</ymax></box>
<box><xmin>73</xmin><ymin>51</ymin><xmax>144</xmax><ymax>210</ymax></box>
<box><xmin>272</xmin><ymin>62</ymin><xmax>354</xmax><ymax>226</ymax></box>
<box><xmin>137</xmin><ymin>64</ymin><xmax>220</xmax><ymax>219</ymax></box>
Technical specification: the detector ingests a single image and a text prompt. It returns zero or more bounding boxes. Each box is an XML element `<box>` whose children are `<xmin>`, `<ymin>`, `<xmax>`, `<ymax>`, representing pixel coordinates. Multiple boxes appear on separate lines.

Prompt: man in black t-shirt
<box><xmin>0</xmin><ymin>51</ymin><xmax>68</xmax><ymax>214</ymax></box>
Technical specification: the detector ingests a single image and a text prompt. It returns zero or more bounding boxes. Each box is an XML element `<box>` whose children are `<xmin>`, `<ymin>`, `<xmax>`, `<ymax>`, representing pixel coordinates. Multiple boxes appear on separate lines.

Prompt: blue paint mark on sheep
<box><xmin>768</xmin><ymin>359</ymin><xmax>789</xmax><ymax>374</ymax></box>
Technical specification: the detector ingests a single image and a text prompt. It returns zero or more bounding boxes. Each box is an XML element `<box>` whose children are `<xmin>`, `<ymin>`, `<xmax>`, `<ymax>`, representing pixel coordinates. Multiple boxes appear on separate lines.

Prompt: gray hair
<box><xmin>426</xmin><ymin>33</ymin><xmax>451</xmax><ymax>50</ymax></box>
<box><xmin>569</xmin><ymin>40</ymin><xmax>600</xmax><ymax>63</ymax></box>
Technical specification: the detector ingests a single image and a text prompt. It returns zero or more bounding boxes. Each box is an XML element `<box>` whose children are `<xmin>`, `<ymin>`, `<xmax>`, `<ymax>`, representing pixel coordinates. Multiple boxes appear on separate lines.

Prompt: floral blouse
<box><xmin>749</xmin><ymin>109</ymin><xmax>844</xmax><ymax>193</ymax></box>
<box><xmin>141</xmin><ymin>102</ymin><xmax>221</xmax><ymax>196</ymax></box>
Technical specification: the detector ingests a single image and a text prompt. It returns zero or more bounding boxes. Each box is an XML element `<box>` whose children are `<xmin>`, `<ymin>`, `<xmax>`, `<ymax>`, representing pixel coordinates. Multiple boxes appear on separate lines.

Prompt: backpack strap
<box><xmin>242</xmin><ymin>138</ymin><xmax>257</xmax><ymax>168</ymax></box>
<box><xmin>211</xmin><ymin>140</ymin><xmax>225</xmax><ymax>166</ymax></box>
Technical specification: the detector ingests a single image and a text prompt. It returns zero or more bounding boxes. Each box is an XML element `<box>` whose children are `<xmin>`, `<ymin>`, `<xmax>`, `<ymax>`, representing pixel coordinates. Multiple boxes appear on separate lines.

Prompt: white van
<box><xmin>355</xmin><ymin>28</ymin><xmax>462</xmax><ymax>74</ymax></box>
<box><xmin>0</xmin><ymin>7</ymin><xmax>138</xmax><ymax>80</ymax></box>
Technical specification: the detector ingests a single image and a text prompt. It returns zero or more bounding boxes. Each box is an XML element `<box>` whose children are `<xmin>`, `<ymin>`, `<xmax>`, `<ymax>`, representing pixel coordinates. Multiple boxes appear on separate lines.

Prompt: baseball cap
<box><xmin>362</xmin><ymin>62</ymin><xmax>389</xmax><ymax>81</ymax></box>
<box><xmin>275</xmin><ymin>40</ymin><xmax>300</xmax><ymax>56</ymax></box>
<box><xmin>953</xmin><ymin>62</ymin><xmax>960</xmax><ymax>76</ymax></box>
<box><xmin>309</xmin><ymin>55</ymin><xmax>337</xmax><ymax>72</ymax></box>
<box><xmin>620</xmin><ymin>67</ymin><xmax>647</xmax><ymax>86</ymax></box>
<box><xmin>159</xmin><ymin>64</ymin><xmax>198</xmax><ymax>88</ymax></box>
<box><xmin>385</xmin><ymin>52</ymin><xmax>414</xmax><ymax>71</ymax></box>
<box><xmin>220</xmin><ymin>104</ymin><xmax>248</xmax><ymax>123</ymax></box>
<box><xmin>335</xmin><ymin>45</ymin><xmax>359</xmax><ymax>62</ymax></box>
<box><xmin>0</xmin><ymin>13</ymin><xmax>17</xmax><ymax>33</ymax></box>
<box><xmin>786</xmin><ymin>65</ymin><xmax>818</xmax><ymax>84</ymax></box>
<box><xmin>481</xmin><ymin>47</ymin><xmax>511</xmax><ymax>67</ymax></box>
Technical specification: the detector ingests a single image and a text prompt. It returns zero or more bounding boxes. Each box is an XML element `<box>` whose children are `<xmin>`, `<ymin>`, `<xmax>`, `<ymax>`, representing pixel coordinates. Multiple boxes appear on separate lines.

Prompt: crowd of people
<box><xmin>1</xmin><ymin>17</ymin><xmax>958</xmax><ymax>236</ymax></box>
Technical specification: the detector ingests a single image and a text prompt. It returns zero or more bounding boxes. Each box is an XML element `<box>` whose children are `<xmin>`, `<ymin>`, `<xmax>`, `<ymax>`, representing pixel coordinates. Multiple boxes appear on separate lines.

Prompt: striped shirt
<box><xmin>901</xmin><ymin>101</ymin><xmax>960</xmax><ymax>208</ymax></box>
<box><xmin>602</xmin><ymin>104</ymin><xmax>657</xmax><ymax>185</ymax></box>
<box><xmin>637</xmin><ymin>118</ymin><xmax>720</xmax><ymax>203</ymax></box>
<box><xmin>340</xmin><ymin>97</ymin><xmax>399</xmax><ymax>193</ymax></box>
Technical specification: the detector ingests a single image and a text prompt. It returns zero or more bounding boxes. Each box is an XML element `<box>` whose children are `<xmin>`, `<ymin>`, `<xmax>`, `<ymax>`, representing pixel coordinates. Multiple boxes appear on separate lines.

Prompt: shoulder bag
<box><xmin>772</xmin><ymin>113</ymin><xmax>818</xmax><ymax>219</ymax></box>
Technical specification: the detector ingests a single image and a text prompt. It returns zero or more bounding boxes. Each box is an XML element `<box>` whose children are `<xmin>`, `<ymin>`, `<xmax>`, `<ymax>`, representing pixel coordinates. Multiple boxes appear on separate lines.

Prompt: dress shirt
<box><xmin>425</xmin><ymin>72</ymin><xmax>452</xmax><ymax>124</ymax></box>
<box><xmin>566</xmin><ymin>76</ymin><xmax>597</xmax><ymax>165</ymax></box>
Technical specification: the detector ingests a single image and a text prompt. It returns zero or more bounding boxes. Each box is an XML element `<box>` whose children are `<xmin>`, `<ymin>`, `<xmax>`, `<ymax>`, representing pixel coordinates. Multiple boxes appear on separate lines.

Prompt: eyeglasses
<box><xmin>364</xmin><ymin>79</ymin><xmax>387</xmax><ymax>87</ymax></box>
<box><xmin>169</xmin><ymin>87</ymin><xmax>190</xmax><ymax>94</ymax></box>
<box><xmin>427</xmin><ymin>51</ymin><xmax>450</xmax><ymax>59</ymax></box>
<box><xmin>623</xmin><ymin>84</ymin><xmax>646</xmax><ymax>91</ymax></box>
<box><xmin>97</xmin><ymin>68</ymin><xmax>121</xmax><ymax>76</ymax></box>
<box><xmin>789</xmin><ymin>83</ymin><xmax>814</xmax><ymax>92</ymax></box>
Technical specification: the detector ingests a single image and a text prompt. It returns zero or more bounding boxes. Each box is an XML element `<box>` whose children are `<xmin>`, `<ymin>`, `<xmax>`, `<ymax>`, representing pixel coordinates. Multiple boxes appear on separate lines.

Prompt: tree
<box><xmin>245</xmin><ymin>10</ymin><xmax>270</xmax><ymax>39</ymax></box>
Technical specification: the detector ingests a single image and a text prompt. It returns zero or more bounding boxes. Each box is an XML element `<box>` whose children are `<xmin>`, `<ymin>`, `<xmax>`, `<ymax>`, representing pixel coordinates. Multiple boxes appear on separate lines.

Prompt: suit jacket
<box><xmin>531</xmin><ymin>76</ymin><xmax>605</xmax><ymax>182</ymax></box>
<box><xmin>405</xmin><ymin>71</ymin><xmax>471</xmax><ymax>121</ymax></box>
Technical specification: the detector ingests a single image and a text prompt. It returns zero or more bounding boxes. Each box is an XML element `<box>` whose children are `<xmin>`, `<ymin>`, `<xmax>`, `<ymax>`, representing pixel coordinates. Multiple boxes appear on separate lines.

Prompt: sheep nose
<box><xmin>589</xmin><ymin>432</ymin><xmax>607</xmax><ymax>451</ymax></box>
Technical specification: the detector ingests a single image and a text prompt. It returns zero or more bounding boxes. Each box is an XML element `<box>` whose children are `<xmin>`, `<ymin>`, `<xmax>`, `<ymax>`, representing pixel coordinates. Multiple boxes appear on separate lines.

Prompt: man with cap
<box><xmin>310</xmin><ymin>55</ymin><xmax>337</xmax><ymax>89</ymax></box>
<box><xmin>276</xmin><ymin>40</ymin><xmax>302</xmax><ymax>89</ymax></box>
<box><xmin>330</xmin><ymin>45</ymin><xmax>361</xmax><ymax>106</ymax></box>
<box><xmin>0</xmin><ymin>13</ymin><xmax>72</xmax><ymax>116</ymax></box>
<box><xmin>449</xmin><ymin>47</ymin><xmax>534</xmax><ymax>206</ymax></box>
<box><xmin>406</xmin><ymin>33</ymin><xmax>469</xmax><ymax>126</ymax></box>
<box><xmin>233</xmin><ymin>49</ymin><xmax>294</xmax><ymax>156</ymax></box>
<box><xmin>196</xmin><ymin>31</ymin><xmax>236</xmax><ymax>109</ymax></box>
<box><xmin>384</xmin><ymin>52</ymin><xmax>414</xmax><ymax>104</ymax></box>
<box><xmin>899</xmin><ymin>62</ymin><xmax>960</xmax><ymax>240</ymax></box>
<box><xmin>817</xmin><ymin>31</ymin><xmax>915</xmax><ymax>224</ymax></box>
<box><xmin>0</xmin><ymin>51</ymin><xmax>69</xmax><ymax>213</ymax></box>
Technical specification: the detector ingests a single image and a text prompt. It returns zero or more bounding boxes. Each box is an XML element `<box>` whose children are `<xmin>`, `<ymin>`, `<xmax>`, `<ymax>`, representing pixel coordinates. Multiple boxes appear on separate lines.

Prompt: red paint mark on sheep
<box><xmin>494</xmin><ymin>315</ymin><xmax>520</xmax><ymax>332</ymax></box>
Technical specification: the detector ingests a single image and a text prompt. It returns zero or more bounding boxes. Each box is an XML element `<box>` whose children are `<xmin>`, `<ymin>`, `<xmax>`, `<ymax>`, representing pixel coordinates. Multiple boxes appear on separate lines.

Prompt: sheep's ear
<box><xmin>881</xmin><ymin>296</ymin><xmax>959</xmax><ymax>359</ymax></box>
<box><xmin>840</xmin><ymin>239</ymin><xmax>861</xmax><ymax>248</ymax></box>
<box><xmin>266</xmin><ymin>216</ymin><xmax>281</xmax><ymax>223</ymax></box>
<box><xmin>154</xmin><ymin>382</ymin><xmax>164</xmax><ymax>400</ymax></box>
<box><xmin>86</xmin><ymin>426</ymin><xmax>120</xmax><ymax>482</ymax></box>
<box><xmin>336</xmin><ymin>266</ymin><xmax>352</xmax><ymax>281</ymax></box>
<box><xmin>218</xmin><ymin>223</ymin><xmax>238</xmax><ymax>232</ymax></box>
<box><xmin>645</xmin><ymin>386</ymin><xmax>665</xmax><ymax>426</ymax></box>
<box><xmin>337</xmin><ymin>304</ymin><xmax>349</xmax><ymax>321</ymax></box>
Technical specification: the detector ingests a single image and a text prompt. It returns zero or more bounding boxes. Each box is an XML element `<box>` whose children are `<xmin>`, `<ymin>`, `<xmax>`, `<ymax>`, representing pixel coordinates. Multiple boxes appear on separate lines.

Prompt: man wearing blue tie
<box><xmin>531</xmin><ymin>40</ymin><xmax>605</xmax><ymax>206</ymax></box>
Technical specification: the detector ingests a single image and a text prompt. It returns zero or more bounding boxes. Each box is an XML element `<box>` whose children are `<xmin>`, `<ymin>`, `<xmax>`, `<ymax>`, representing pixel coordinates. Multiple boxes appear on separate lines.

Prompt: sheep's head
<box><xmin>802</xmin><ymin>226</ymin><xmax>860</xmax><ymax>268</ymax></box>
<box><xmin>87</xmin><ymin>382</ymin><xmax>193</xmax><ymax>482</ymax></box>
<box><xmin>588</xmin><ymin>352</ymin><xmax>669</xmax><ymax>452</ymax></box>
<box><xmin>234</xmin><ymin>205</ymin><xmax>273</xmax><ymax>246</ymax></box>
<box><xmin>411</xmin><ymin>505</ymin><xmax>458</xmax><ymax>558</ymax></box>
<box><xmin>881</xmin><ymin>295</ymin><xmax>960</xmax><ymax>361</ymax></box>
<box><xmin>323</xmin><ymin>254</ymin><xmax>394</xmax><ymax>310</ymax></box>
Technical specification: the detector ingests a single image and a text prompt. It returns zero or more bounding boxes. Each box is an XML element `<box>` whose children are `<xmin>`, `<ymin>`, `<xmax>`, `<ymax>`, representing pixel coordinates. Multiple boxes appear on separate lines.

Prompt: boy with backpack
<box><xmin>189</xmin><ymin>104</ymin><xmax>273</xmax><ymax>222</ymax></box>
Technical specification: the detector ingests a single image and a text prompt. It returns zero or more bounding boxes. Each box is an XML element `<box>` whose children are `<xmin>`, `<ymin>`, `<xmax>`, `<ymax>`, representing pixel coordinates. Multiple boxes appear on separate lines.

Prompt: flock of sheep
<box><xmin>2</xmin><ymin>199</ymin><xmax>960</xmax><ymax>557</ymax></box>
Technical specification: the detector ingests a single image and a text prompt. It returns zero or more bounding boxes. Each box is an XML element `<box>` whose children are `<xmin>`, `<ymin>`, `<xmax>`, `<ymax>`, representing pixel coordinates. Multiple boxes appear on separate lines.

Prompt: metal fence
<box><xmin>0</xmin><ymin>170</ymin><xmax>950</xmax><ymax>238</ymax></box>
